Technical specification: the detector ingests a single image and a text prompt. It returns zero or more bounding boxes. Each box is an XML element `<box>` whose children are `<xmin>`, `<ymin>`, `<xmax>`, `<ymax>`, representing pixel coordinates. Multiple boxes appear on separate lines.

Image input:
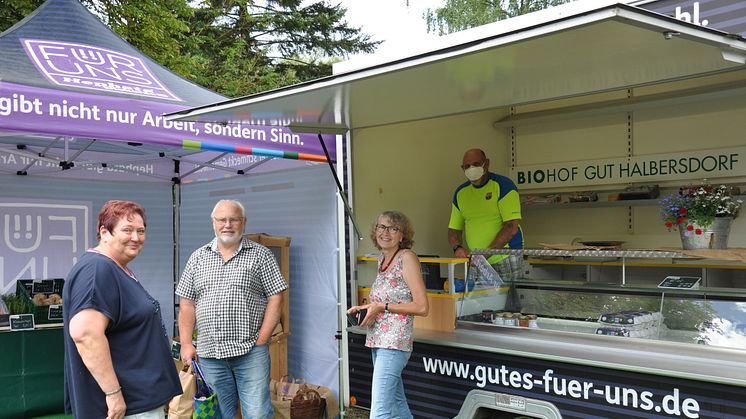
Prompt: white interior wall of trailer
<box><xmin>352</xmin><ymin>70</ymin><xmax>746</xmax><ymax>258</ymax></box>
<box><xmin>351</xmin><ymin>108</ymin><xmax>509</xmax><ymax>257</ymax></box>
<box><xmin>178</xmin><ymin>165</ymin><xmax>341</xmax><ymax>395</ymax></box>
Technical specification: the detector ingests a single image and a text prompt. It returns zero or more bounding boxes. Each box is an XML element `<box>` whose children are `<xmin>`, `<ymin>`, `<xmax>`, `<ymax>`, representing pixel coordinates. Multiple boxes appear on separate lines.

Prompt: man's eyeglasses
<box><xmin>376</xmin><ymin>224</ymin><xmax>401</xmax><ymax>234</ymax></box>
<box><xmin>213</xmin><ymin>217</ymin><xmax>244</xmax><ymax>225</ymax></box>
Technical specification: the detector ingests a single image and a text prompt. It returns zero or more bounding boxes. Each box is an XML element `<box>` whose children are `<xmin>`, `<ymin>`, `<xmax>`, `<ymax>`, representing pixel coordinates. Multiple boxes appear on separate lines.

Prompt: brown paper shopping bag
<box><xmin>167</xmin><ymin>362</ymin><xmax>196</xmax><ymax>419</ymax></box>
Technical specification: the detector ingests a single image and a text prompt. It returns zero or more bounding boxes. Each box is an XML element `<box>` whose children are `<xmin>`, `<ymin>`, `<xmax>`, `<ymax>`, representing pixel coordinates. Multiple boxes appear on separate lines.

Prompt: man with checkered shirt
<box><xmin>177</xmin><ymin>199</ymin><xmax>287</xmax><ymax>419</ymax></box>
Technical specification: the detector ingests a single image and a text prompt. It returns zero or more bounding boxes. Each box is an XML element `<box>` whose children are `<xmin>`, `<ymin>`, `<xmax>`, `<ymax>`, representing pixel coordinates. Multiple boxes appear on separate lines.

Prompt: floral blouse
<box><xmin>365</xmin><ymin>250</ymin><xmax>414</xmax><ymax>352</ymax></box>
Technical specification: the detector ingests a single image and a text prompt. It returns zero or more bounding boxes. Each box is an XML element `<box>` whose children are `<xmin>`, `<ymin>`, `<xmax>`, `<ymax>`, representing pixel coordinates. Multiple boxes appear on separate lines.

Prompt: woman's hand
<box><xmin>105</xmin><ymin>392</ymin><xmax>126</xmax><ymax>419</ymax></box>
<box><xmin>348</xmin><ymin>303</ymin><xmax>382</xmax><ymax>327</ymax></box>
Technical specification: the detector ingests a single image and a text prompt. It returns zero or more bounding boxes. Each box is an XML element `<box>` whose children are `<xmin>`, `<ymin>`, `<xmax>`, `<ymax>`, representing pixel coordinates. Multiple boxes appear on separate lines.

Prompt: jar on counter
<box><xmin>492</xmin><ymin>314</ymin><xmax>505</xmax><ymax>326</ymax></box>
<box><xmin>503</xmin><ymin>313</ymin><xmax>517</xmax><ymax>327</ymax></box>
<box><xmin>518</xmin><ymin>315</ymin><xmax>529</xmax><ymax>328</ymax></box>
<box><xmin>527</xmin><ymin>314</ymin><xmax>539</xmax><ymax>328</ymax></box>
<box><xmin>481</xmin><ymin>309</ymin><xmax>494</xmax><ymax>323</ymax></box>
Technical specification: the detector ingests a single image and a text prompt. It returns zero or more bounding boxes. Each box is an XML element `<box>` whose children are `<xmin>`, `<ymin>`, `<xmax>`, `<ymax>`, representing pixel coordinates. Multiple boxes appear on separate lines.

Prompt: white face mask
<box><xmin>464</xmin><ymin>165</ymin><xmax>484</xmax><ymax>182</ymax></box>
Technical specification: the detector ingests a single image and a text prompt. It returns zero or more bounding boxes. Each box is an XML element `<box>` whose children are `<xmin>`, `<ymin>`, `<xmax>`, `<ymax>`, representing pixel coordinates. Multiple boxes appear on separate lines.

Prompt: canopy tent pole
<box><xmin>18</xmin><ymin>136</ymin><xmax>62</xmax><ymax>173</ymax></box>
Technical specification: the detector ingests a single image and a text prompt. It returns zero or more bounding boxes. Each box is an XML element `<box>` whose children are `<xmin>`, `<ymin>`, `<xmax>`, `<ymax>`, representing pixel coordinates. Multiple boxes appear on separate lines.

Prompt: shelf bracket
<box><xmin>628</xmin><ymin>206</ymin><xmax>634</xmax><ymax>234</ymax></box>
<box><xmin>510</xmin><ymin>105</ymin><xmax>517</xmax><ymax>168</ymax></box>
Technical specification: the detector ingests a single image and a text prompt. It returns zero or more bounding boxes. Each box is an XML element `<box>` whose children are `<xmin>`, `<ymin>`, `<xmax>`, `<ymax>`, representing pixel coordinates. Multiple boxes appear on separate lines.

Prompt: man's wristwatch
<box><xmin>452</xmin><ymin>244</ymin><xmax>462</xmax><ymax>252</ymax></box>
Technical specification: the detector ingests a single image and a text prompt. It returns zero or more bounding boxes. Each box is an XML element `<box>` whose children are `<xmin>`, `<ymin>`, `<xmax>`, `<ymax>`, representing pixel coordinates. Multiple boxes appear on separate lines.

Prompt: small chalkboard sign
<box><xmin>171</xmin><ymin>341</ymin><xmax>181</xmax><ymax>359</ymax></box>
<box><xmin>32</xmin><ymin>279</ymin><xmax>55</xmax><ymax>294</ymax></box>
<box><xmin>10</xmin><ymin>314</ymin><xmax>35</xmax><ymax>331</ymax></box>
<box><xmin>658</xmin><ymin>276</ymin><xmax>701</xmax><ymax>289</ymax></box>
<box><xmin>48</xmin><ymin>305</ymin><xmax>63</xmax><ymax>321</ymax></box>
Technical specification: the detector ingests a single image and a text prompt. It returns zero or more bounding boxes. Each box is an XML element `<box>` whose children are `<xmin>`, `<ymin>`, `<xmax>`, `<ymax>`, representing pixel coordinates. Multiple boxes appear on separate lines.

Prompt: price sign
<box><xmin>658</xmin><ymin>276</ymin><xmax>701</xmax><ymax>289</ymax></box>
<box><xmin>171</xmin><ymin>341</ymin><xmax>181</xmax><ymax>359</ymax></box>
<box><xmin>48</xmin><ymin>305</ymin><xmax>63</xmax><ymax>321</ymax></box>
<box><xmin>10</xmin><ymin>314</ymin><xmax>35</xmax><ymax>331</ymax></box>
<box><xmin>32</xmin><ymin>280</ymin><xmax>55</xmax><ymax>294</ymax></box>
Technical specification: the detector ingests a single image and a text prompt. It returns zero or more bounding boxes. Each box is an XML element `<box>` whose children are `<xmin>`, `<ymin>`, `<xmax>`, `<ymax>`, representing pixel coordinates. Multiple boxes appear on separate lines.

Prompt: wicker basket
<box><xmin>290</xmin><ymin>388</ymin><xmax>326</xmax><ymax>419</ymax></box>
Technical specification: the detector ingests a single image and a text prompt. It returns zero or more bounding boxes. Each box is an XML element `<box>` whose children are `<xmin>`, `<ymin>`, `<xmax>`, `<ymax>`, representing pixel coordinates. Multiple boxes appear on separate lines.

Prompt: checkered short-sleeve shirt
<box><xmin>176</xmin><ymin>238</ymin><xmax>287</xmax><ymax>359</ymax></box>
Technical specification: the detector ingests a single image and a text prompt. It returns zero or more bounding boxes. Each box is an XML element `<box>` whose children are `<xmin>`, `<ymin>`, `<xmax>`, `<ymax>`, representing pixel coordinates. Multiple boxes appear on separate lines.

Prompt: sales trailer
<box><xmin>169</xmin><ymin>1</ymin><xmax>746</xmax><ymax>417</ymax></box>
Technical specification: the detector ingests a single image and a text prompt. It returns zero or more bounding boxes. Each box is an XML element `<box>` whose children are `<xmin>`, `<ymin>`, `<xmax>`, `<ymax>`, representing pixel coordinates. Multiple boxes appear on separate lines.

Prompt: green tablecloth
<box><xmin>0</xmin><ymin>327</ymin><xmax>64</xmax><ymax>417</ymax></box>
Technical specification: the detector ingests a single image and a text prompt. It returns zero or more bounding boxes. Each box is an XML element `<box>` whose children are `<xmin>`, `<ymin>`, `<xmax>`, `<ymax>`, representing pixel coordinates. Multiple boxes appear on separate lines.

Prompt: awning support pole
<box><xmin>318</xmin><ymin>134</ymin><xmax>361</xmax><ymax>241</ymax></box>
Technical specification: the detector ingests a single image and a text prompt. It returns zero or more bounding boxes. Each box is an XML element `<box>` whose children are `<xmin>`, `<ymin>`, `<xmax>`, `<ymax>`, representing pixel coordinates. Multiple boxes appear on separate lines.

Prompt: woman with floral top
<box><xmin>348</xmin><ymin>210</ymin><xmax>429</xmax><ymax>418</ymax></box>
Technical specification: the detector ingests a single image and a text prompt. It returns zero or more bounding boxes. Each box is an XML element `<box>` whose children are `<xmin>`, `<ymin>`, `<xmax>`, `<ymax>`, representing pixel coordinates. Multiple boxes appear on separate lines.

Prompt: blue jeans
<box><xmin>199</xmin><ymin>344</ymin><xmax>273</xmax><ymax>419</ymax></box>
<box><xmin>370</xmin><ymin>348</ymin><xmax>413</xmax><ymax>419</ymax></box>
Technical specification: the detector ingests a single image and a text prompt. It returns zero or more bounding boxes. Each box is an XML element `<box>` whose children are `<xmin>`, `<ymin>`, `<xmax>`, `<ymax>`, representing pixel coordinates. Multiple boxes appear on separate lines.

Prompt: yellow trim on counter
<box><xmin>358</xmin><ymin>286</ymin><xmax>509</xmax><ymax>299</ymax></box>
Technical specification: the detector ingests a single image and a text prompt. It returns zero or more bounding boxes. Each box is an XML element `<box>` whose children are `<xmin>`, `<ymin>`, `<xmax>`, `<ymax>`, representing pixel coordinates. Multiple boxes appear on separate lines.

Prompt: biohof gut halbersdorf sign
<box><xmin>510</xmin><ymin>148</ymin><xmax>744</xmax><ymax>190</ymax></box>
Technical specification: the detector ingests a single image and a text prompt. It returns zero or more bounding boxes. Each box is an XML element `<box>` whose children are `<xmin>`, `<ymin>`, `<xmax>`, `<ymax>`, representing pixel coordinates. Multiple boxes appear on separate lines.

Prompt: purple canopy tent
<box><xmin>0</xmin><ymin>0</ymin><xmax>336</xmax><ymax>182</ymax></box>
<box><xmin>0</xmin><ymin>3</ymin><xmax>344</xmax><ymax>416</ymax></box>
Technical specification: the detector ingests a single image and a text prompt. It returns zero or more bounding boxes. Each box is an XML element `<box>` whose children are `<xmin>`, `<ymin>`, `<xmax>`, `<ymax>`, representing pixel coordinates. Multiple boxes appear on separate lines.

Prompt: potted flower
<box><xmin>660</xmin><ymin>185</ymin><xmax>742</xmax><ymax>249</ymax></box>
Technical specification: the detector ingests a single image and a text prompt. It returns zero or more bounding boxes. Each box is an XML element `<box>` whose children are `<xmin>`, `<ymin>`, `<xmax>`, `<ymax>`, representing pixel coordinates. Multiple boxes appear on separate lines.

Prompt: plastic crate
<box><xmin>15</xmin><ymin>279</ymin><xmax>65</xmax><ymax>324</ymax></box>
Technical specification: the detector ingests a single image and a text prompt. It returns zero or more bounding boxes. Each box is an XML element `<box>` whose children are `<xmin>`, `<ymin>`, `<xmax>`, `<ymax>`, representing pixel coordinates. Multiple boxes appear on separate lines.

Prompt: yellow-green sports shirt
<box><xmin>448</xmin><ymin>172</ymin><xmax>524</xmax><ymax>264</ymax></box>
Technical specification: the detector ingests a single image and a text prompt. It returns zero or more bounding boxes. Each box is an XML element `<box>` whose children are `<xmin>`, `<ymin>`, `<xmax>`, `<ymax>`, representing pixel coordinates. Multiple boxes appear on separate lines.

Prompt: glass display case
<box><xmin>462</xmin><ymin>248</ymin><xmax>746</xmax><ymax>351</ymax></box>
<box><xmin>356</xmin><ymin>256</ymin><xmax>510</xmax><ymax>331</ymax></box>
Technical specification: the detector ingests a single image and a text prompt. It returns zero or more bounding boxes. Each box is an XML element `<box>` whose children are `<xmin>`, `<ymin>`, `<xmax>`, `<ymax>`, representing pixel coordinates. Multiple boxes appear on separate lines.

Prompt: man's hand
<box><xmin>454</xmin><ymin>247</ymin><xmax>469</xmax><ymax>258</ymax></box>
<box><xmin>180</xmin><ymin>342</ymin><xmax>197</xmax><ymax>366</ymax></box>
<box><xmin>105</xmin><ymin>392</ymin><xmax>126</xmax><ymax>419</ymax></box>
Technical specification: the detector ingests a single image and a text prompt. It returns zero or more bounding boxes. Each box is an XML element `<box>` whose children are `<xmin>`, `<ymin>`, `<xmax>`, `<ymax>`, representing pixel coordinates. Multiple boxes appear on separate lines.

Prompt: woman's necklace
<box><xmin>379</xmin><ymin>248</ymin><xmax>402</xmax><ymax>273</ymax></box>
<box><xmin>88</xmin><ymin>248</ymin><xmax>138</xmax><ymax>281</ymax></box>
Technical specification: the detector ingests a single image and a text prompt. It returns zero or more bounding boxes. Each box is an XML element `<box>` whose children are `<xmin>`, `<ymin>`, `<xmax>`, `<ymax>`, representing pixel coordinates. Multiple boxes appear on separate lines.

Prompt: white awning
<box><xmin>167</xmin><ymin>3</ymin><xmax>746</xmax><ymax>133</ymax></box>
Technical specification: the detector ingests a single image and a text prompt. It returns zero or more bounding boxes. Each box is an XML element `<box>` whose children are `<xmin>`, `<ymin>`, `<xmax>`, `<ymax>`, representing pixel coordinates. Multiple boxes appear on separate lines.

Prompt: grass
<box><xmin>344</xmin><ymin>406</ymin><xmax>370</xmax><ymax>418</ymax></box>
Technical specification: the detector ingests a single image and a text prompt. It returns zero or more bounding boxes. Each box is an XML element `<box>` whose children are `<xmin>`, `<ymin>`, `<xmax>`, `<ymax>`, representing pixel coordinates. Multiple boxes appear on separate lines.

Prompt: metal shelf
<box><xmin>521</xmin><ymin>198</ymin><xmax>659</xmax><ymax>209</ymax></box>
<box><xmin>471</xmin><ymin>248</ymin><xmax>694</xmax><ymax>259</ymax></box>
<box><xmin>522</xmin><ymin>194</ymin><xmax>746</xmax><ymax>210</ymax></box>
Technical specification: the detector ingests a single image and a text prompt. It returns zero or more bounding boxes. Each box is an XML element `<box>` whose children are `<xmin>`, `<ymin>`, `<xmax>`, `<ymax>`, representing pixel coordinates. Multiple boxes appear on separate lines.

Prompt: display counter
<box><xmin>348</xmin><ymin>249</ymin><xmax>746</xmax><ymax>418</ymax></box>
<box><xmin>466</xmin><ymin>248</ymin><xmax>746</xmax><ymax>350</ymax></box>
<box><xmin>0</xmin><ymin>325</ymin><xmax>64</xmax><ymax>417</ymax></box>
<box><xmin>347</xmin><ymin>322</ymin><xmax>746</xmax><ymax>418</ymax></box>
<box><xmin>356</xmin><ymin>256</ymin><xmax>509</xmax><ymax>331</ymax></box>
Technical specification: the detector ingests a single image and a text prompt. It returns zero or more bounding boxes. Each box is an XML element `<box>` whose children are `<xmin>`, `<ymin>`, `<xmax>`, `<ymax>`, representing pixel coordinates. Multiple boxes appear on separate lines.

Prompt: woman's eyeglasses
<box><xmin>376</xmin><ymin>224</ymin><xmax>400</xmax><ymax>234</ymax></box>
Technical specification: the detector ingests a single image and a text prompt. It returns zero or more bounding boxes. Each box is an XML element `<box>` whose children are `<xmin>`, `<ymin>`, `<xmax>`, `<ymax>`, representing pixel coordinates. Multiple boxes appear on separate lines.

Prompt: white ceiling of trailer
<box><xmin>168</xmin><ymin>4</ymin><xmax>746</xmax><ymax>132</ymax></box>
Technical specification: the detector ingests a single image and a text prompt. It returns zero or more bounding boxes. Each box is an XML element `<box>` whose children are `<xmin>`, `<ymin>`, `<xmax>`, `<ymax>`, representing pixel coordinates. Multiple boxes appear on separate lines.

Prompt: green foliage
<box><xmin>0</xmin><ymin>0</ymin><xmax>378</xmax><ymax>97</ymax></box>
<box><xmin>186</xmin><ymin>0</ymin><xmax>378</xmax><ymax>96</ymax></box>
<box><xmin>0</xmin><ymin>0</ymin><xmax>45</xmax><ymax>33</ymax></box>
<box><xmin>660</xmin><ymin>185</ymin><xmax>742</xmax><ymax>230</ymax></box>
<box><xmin>1</xmin><ymin>293</ymin><xmax>33</xmax><ymax>315</ymax></box>
<box><xmin>425</xmin><ymin>0</ymin><xmax>576</xmax><ymax>35</ymax></box>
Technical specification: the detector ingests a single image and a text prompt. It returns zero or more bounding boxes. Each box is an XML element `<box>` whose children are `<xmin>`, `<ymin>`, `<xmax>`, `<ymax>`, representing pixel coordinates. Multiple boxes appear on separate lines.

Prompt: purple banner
<box><xmin>0</xmin><ymin>81</ymin><xmax>336</xmax><ymax>161</ymax></box>
<box><xmin>23</xmin><ymin>38</ymin><xmax>181</xmax><ymax>102</ymax></box>
<box><xmin>0</xmin><ymin>198</ymin><xmax>90</xmax><ymax>293</ymax></box>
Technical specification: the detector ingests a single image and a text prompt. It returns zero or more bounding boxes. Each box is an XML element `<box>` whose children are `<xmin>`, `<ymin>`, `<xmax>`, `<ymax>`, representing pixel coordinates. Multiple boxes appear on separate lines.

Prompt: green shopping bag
<box><xmin>192</xmin><ymin>359</ymin><xmax>222</xmax><ymax>419</ymax></box>
<box><xmin>194</xmin><ymin>393</ymin><xmax>220</xmax><ymax>419</ymax></box>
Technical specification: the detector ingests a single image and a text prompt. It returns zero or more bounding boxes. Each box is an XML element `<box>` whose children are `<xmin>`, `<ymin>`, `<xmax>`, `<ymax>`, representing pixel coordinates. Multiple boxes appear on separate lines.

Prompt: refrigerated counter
<box><xmin>348</xmin><ymin>249</ymin><xmax>746</xmax><ymax>418</ymax></box>
<box><xmin>356</xmin><ymin>256</ymin><xmax>509</xmax><ymax>332</ymax></box>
